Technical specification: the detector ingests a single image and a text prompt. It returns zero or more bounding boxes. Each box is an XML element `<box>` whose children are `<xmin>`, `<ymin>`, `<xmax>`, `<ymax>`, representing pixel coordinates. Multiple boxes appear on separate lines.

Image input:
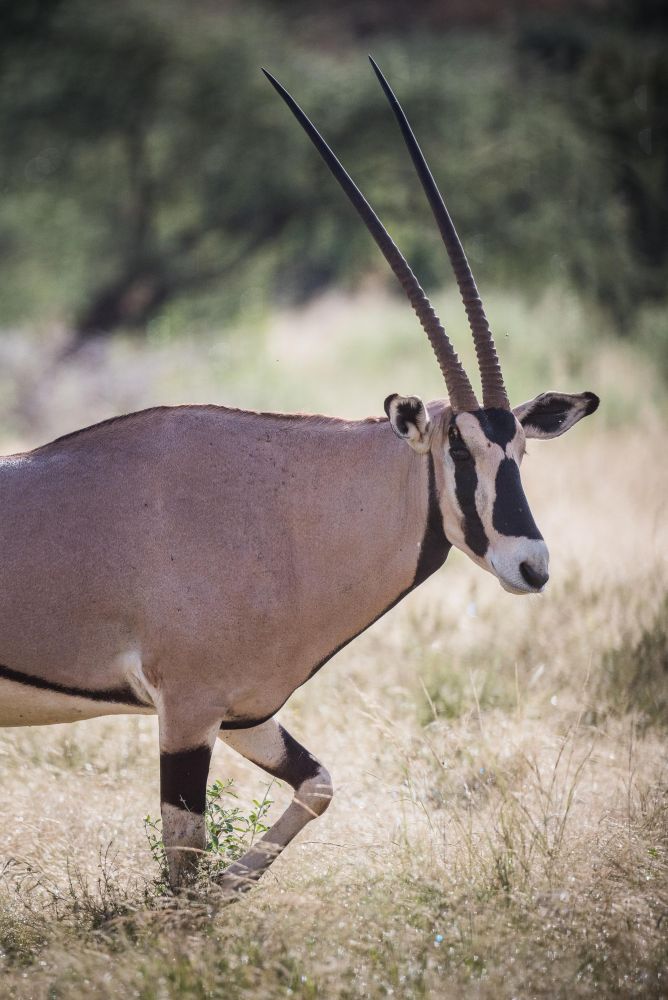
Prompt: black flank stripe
<box><xmin>492</xmin><ymin>458</ymin><xmax>543</xmax><ymax>539</ymax></box>
<box><xmin>160</xmin><ymin>745</ymin><xmax>212</xmax><ymax>814</ymax></box>
<box><xmin>0</xmin><ymin>662</ymin><xmax>146</xmax><ymax>706</ymax></box>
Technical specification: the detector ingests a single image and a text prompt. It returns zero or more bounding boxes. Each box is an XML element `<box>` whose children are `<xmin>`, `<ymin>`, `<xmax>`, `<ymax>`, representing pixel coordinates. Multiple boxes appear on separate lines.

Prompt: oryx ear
<box><xmin>384</xmin><ymin>394</ymin><xmax>431</xmax><ymax>453</ymax></box>
<box><xmin>513</xmin><ymin>391</ymin><xmax>599</xmax><ymax>439</ymax></box>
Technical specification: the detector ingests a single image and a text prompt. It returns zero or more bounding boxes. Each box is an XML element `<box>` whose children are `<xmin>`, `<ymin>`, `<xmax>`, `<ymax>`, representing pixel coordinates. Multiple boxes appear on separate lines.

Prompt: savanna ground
<box><xmin>0</xmin><ymin>287</ymin><xmax>666</xmax><ymax>998</ymax></box>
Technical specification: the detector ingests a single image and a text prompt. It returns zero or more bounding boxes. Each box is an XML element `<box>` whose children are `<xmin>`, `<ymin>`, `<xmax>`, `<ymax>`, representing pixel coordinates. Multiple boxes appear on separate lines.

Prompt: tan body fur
<box><xmin>0</xmin><ymin>404</ymin><xmax>435</xmax><ymax>732</ymax></box>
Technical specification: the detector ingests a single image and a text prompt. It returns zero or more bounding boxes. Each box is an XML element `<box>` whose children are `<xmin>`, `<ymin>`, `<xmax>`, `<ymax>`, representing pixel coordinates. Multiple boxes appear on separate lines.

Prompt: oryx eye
<box><xmin>448</xmin><ymin>424</ymin><xmax>471</xmax><ymax>461</ymax></box>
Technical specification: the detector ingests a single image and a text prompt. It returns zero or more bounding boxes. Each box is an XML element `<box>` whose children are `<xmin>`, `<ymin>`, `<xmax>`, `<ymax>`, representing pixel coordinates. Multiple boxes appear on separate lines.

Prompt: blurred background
<box><xmin>0</xmin><ymin>6</ymin><xmax>667</xmax><ymax>995</ymax></box>
<box><xmin>0</xmin><ymin>0</ymin><xmax>666</xmax><ymax>447</ymax></box>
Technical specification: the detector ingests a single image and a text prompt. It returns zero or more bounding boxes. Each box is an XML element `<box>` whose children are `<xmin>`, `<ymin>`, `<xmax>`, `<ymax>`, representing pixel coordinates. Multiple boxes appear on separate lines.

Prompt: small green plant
<box><xmin>144</xmin><ymin>778</ymin><xmax>274</xmax><ymax>891</ymax></box>
<box><xmin>204</xmin><ymin>778</ymin><xmax>274</xmax><ymax>863</ymax></box>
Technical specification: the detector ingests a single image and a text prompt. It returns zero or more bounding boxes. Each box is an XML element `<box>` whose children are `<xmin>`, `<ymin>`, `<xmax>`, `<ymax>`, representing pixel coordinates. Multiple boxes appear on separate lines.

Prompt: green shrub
<box><xmin>144</xmin><ymin>778</ymin><xmax>273</xmax><ymax>893</ymax></box>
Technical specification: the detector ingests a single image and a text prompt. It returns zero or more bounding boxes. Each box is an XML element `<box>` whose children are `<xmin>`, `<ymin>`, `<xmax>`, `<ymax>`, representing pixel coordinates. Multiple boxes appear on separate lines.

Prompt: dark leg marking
<box><xmin>270</xmin><ymin>726</ymin><xmax>321</xmax><ymax>789</ymax></box>
<box><xmin>217</xmin><ymin>722</ymin><xmax>321</xmax><ymax>788</ymax></box>
<box><xmin>0</xmin><ymin>662</ymin><xmax>147</xmax><ymax>706</ymax></box>
<box><xmin>160</xmin><ymin>745</ymin><xmax>212</xmax><ymax>814</ymax></box>
<box><xmin>492</xmin><ymin>458</ymin><xmax>543</xmax><ymax>539</ymax></box>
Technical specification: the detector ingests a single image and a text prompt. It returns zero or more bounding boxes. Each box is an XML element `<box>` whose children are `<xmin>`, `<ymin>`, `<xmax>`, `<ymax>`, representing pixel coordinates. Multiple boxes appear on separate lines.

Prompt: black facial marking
<box><xmin>492</xmin><ymin>458</ymin><xmax>543</xmax><ymax>539</ymax></box>
<box><xmin>473</xmin><ymin>408</ymin><xmax>518</xmax><ymax>450</ymax></box>
<box><xmin>160</xmin><ymin>745</ymin><xmax>212</xmax><ymax>814</ymax></box>
<box><xmin>0</xmin><ymin>662</ymin><xmax>147</xmax><ymax>706</ymax></box>
<box><xmin>453</xmin><ymin>449</ymin><xmax>488</xmax><ymax>557</ymax></box>
<box><xmin>448</xmin><ymin>423</ymin><xmax>470</xmax><ymax>461</ymax></box>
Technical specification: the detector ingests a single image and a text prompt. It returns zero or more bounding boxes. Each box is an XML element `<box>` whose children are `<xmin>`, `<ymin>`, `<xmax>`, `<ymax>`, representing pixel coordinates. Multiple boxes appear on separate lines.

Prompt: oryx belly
<box><xmin>0</xmin><ymin>651</ymin><xmax>153</xmax><ymax>727</ymax></box>
<box><xmin>0</xmin><ymin>676</ymin><xmax>151</xmax><ymax>727</ymax></box>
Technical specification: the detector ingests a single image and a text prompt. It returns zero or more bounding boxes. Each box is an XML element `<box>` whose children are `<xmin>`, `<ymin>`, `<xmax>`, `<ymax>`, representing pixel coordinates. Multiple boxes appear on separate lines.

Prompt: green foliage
<box><xmin>204</xmin><ymin>778</ymin><xmax>274</xmax><ymax>864</ymax></box>
<box><xmin>0</xmin><ymin>0</ymin><xmax>658</xmax><ymax>344</ymax></box>
<box><xmin>517</xmin><ymin>2</ymin><xmax>668</xmax><ymax>324</ymax></box>
<box><xmin>144</xmin><ymin>778</ymin><xmax>273</xmax><ymax>892</ymax></box>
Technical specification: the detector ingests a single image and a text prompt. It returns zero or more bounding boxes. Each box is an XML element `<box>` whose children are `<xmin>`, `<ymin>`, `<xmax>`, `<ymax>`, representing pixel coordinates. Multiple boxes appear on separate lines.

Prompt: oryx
<box><xmin>0</xmin><ymin>61</ymin><xmax>598</xmax><ymax>892</ymax></box>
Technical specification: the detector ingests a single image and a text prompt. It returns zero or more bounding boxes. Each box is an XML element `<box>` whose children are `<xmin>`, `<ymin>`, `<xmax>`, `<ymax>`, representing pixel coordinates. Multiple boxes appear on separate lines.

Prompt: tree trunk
<box><xmin>74</xmin><ymin>269</ymin><xmax>170</xmax><ymax>341</ymax></box>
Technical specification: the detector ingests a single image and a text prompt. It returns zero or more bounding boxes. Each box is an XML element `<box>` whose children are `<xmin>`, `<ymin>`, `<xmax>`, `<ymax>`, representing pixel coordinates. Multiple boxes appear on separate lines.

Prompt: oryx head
<box><xmin>265</xmin><ymin>59</ymin><xmax>599</xmax><ymax>595</ymax></box>
<box><xmin>384</xmin><ymin>390</ymin><xmax>597</xmax><ymax>594</ymax></box>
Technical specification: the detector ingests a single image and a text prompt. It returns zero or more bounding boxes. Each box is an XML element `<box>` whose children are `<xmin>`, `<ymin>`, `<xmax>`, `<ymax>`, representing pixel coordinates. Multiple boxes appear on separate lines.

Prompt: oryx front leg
<box><xmin>159</xmin><ymin>710</ymin><xmax>219</xmax><ymax>890</ymax></box>
<box><xmin>217</xmin><ymin>718</ymin><xmax>333</xmax><ymax>893</ymax></box>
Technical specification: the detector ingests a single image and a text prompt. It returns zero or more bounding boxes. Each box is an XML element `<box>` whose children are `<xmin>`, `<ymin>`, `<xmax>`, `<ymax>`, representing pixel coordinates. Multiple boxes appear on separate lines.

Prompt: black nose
<box><xmin>520</xmin><ymin>561</ymin><xmax>549</xmax><ymax>590</ymax></box>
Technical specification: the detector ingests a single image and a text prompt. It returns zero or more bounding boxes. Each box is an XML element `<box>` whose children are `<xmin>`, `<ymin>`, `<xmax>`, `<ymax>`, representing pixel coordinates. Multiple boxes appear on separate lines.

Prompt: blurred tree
<box><xmin>0</xmin><ymin>0</ymin><xmax>647</xmax><ymax>341</ymax></box>
<box><xmin>518</xmin><ymin>0</ymin><xmax>668</xmax><ymax>324</ymax></box>
<box><xmin>0</xmin><ymin>2</ymin><xmax>307</xmax><ymax>338</ymax></box>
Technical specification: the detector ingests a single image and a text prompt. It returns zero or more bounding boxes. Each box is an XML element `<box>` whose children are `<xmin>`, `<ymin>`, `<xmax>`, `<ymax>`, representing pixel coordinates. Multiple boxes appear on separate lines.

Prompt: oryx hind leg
<box><xmin>217</xmin><ymin>718</ymin><xmax>333</xmax><ymax>893</ymax></box>
<box><xmin>158</xmin><ymin>707</ymin><xmax>220</xmax><ymax>890</ymax></box>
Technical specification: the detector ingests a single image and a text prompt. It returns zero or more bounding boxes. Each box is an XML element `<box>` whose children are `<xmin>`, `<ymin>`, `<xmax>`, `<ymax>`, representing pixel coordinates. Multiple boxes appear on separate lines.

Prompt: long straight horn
<box><xmin>263</xmin><ymin>68</ymin><xmax>480</xmax><ymax>413</ymax></box>
<box><xmin>369</xmin><ymin>57</ymin><xmax>510</xmax><ymax>411</ymax></box>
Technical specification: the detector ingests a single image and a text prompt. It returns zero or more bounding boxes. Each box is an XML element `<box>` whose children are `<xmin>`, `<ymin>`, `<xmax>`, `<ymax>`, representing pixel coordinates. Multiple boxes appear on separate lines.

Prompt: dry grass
<box><xmin>0</xmin><ymin>287</ymin><xmax>666</xmax><ymax>998</ymax></box>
